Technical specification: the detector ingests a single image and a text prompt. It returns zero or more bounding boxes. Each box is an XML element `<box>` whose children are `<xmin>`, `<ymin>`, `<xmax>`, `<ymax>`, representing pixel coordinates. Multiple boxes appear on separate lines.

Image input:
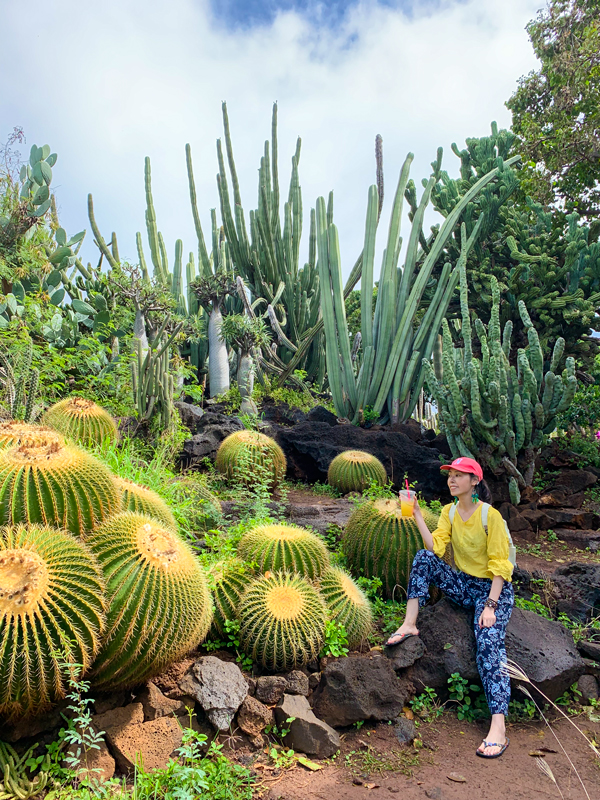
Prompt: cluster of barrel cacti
<box><xmin>210</xmin><ymin>522</ymin><xmax>373</xmax><ymax>670</ymax></box>
<box><xmin>0</xmin><ymin>408</ymin><xmax>218</xmax><ymax>720</ymax></box>
<box><xmin>422</xmin><ymin>248</ymin><xmax>577</xmax><ymax>502</ymax></box>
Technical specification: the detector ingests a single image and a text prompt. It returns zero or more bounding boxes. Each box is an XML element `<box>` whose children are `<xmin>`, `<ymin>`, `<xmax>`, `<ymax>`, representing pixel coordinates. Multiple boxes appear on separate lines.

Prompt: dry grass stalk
<box><xmin>536</xmin><ymin>757</ymin><xmax>565</xmax><ymax>799</ymax></box>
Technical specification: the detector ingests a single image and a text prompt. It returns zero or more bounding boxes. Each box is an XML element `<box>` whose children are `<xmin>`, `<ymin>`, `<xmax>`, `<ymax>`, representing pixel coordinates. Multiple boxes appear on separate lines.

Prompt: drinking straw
<box><xmin>405</xmin><ymin>478</ymin><xmax>410</xmax><ymax>498</ymax></box>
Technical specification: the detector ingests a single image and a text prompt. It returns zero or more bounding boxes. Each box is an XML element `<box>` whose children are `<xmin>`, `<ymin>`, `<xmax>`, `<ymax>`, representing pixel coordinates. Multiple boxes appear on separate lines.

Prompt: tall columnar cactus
<box><xmin>0</xmin><ymin>524</ymin><xmax>105</xmax><ymax>720</ymax></box>
<box><xmin>239</xmin><ymin>572</ymin><xmax>328</xmax><ymax>671</ymax></box>
<box><xmin>0</xmin><ymin>339</ymin><xmax>41</xmax><ymax>423</ymax></box>
<box><xmin>115</xmin><ymin>478</ymin><xmax>177</xmax><ymax>531</ymax></box>
<box><xmin>88</xmin><ymin>513</ymin><xmax>213</xmax><ymax>690</ymax></box>
<box><xmin>0</xmin><ymin>437</ymin><xmax>120</xmax><ymax>537</ymax></box>
<box><xmin>343</xmin><ymin>499</ymin><xmax>439</xmax><ymax>598</ymax></box>
<box><xmin>0</xmin><ymin>421</ymin><xmax>63</xmax><ymax>449</ymax></box>
<box><xmin>209</xmin><ymin>558</ymin><xmax>250</xmax><ymax>636</ymax></box>
<box><xmin>216</xmin><ymin>430</ymin><xmax>286</xmax><ymax>487</ymax></box>
<box><xmin>317</xmin><ymin>148</ymin><xmax>519</xmax><ymax>424</ymax></box>
<box><xmin>327</xmin><ymin>450</ymin><xmax>387</xmax><ymax>493</ymax></box>
<box><xmin>422</xmin><ymin>241</ymin><xmax>577</xmax><ymax>496</ymax></box>
<box><xmin>43</xmin><ymin>397</ymin><xmax>118</xmax><ymax>447</ymax></box>
<box><xmin>237</xmin><ymin>524</ymin><xmax>330</xmax><ymax>579</ymax></box>
<box><xmin>319</xmin><ymin>567</ymin><xmax>373</xmax><ymax>648</ymax></box>
<box><xmin>131</xmin><ymin>318</ymin><xmax>183</xmax><ymax>430</ymax></box>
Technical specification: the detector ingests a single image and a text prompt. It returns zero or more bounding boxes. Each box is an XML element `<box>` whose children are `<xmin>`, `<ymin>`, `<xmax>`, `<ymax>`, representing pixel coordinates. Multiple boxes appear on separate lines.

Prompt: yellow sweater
<box><xmin>432</xmin><ymin>503</ymin><xmax>513</xmax><ymax>582</ymax></box>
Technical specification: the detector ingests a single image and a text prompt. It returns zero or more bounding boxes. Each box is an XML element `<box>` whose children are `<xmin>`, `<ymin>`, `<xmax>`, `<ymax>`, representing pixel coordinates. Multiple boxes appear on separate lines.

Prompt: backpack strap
<box><xmin>481</xmin><ymin>502</ymin><xmax>517</xmax><ymax>568</ymax></box>
<box><xmin>449</xmin><ymin>504</ymin><xmax>456</xmax><ymax>525</ymax></box>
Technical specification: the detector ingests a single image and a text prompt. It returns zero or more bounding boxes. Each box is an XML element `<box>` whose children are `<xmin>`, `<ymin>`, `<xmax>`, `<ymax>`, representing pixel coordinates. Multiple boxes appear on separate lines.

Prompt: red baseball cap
<box><xmin>440</xmin><ymin>457</ymin><xmax>483</xmax><ymax>482</ymax></box>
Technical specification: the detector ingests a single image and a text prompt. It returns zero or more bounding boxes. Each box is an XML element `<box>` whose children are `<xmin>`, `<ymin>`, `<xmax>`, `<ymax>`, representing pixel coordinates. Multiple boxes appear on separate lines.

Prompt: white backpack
<box><xmin>448</xmin><ymin>502</ymin><xmax>517</xmax><ymax>569</ymax></box>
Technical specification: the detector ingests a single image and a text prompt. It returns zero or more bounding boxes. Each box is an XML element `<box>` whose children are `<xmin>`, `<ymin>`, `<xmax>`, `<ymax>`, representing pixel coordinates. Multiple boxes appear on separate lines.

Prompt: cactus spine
<box><xmin>327</xmin><ymin>450</ymin><xmax>387</xmax><ymax>493</ymax></box>
<box><xmin>88</xmin><ymin>513</ymin><xmax>212</xmax><ymax>689</ymax></box>
<box><xmin>116</xmin><ymin>478</ymin><xmax>177</xmax><ymax>531</ymax></box>
<box><xmin>43</xmin><ymin>397</ymin><xmax>118</xmax><ymax>447</ymax></box>
<box><xmin>0</xmin><ymin>438</ymin><xmax>120</xmax><ymax>537</ymax></box>
<box><xmin>343</xmin><ymin>499</ymin><xmax>439</xmax><ymax>598</ymax></box>
<box><xmin>238</xmin><ymin>523</ymin><xmax>330</xmax><ymax>579</ymax></box>
<box><xmin>216</xmin><ymin>430</ymin><xmax>286</xmax><ymax>487</ymax></box>
<box><xmin>239</xmin><ymin>572</ymin><xmax>327</xmax><ymax>671</ymax></box>
<box><xmin>319</xmin><ymin>567</ymin><xmax>373</xmax><ymax>647</ymax></box>
<box><xmin>422</xmin><ymin>237</ymin><xmax>577</xmax><ymax>488</ymax></box>
<box><xmin>0</xmin><ymin>524</ymin><xmax>105</xmax><ymax>720</ymax></box>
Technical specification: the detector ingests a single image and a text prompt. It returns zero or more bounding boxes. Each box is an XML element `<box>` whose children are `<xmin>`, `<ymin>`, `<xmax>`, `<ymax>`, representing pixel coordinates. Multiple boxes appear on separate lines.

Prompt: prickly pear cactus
<box><xmin>43</xmin><ymin>397</ymin><xmax>119</xmax><ymax>447</ymax></box>
<box><xmin>343</xmin><ymin>499</ymin><xmax>439</xmax><ymax>598</ymax></box>
<box><xmin>88</xmin><ymin>513</ymin><xmax>213</xmax><ymax>689</ymax></box>
<box><xmin>215</xmin><ymin>430</ymin><xmax>286</xmax><ymax>487</ymax></box>
<box><xmin>238</xmin><ymin>524</ymin><xmax>330</xmax><ymax>579</ymax></box>
<box><xmin>319</xmin><ymin>567</ymin><xmax>373</xmax><ymax>647</ymax></box>
<box><xmin>116</xmin><ymin>477</ymin><xmax>177</xmax><ymax>531</ymax></box>
<box><xmin>209</xmin><ymin>558</ymin><xmax>250</xmax><ymax>636</ymax></box>
<box><xmin>239</xmin><ymin>572</ymin><xmax>328</xmax><ymax>671</ymax></box>
<box><xmin>0</xmin><ymin>437</ymin><xmax>120</xmax><ymax>537</ymax></box>
<box><xmin>327</xmin><ymin>450</ymin><xmax>387</xmax><ymax>493</ymax></box>
<box><xmin>0</xmin><ymin>524</ymin><xmax>106</xmax><ymax>720</ymax></box>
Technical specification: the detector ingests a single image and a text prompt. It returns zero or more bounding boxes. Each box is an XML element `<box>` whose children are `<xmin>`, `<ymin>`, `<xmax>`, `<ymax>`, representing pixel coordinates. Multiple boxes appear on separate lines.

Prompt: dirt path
<box><xmin>257</xmin><ymin>713</ymin><xmax>599</xmax><ymax>800</ymax></box>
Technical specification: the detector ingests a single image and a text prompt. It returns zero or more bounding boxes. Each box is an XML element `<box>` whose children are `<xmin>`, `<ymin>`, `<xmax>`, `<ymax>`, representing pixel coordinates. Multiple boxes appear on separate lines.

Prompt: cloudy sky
<box><xmin>1</xmin><ymin>0</ymin><xmax>541</xmax><ymax>280</ymax></box>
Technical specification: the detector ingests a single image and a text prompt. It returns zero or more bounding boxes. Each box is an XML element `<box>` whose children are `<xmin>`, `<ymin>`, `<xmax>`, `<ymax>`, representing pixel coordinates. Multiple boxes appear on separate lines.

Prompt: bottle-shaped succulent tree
<box><xmin>220</xmin><ymin>313</ymin><xmax>271</xmax><ymax>415</ymax></box>
<box><xmin>190</xmin><ymin>271</ymin><xmax>236</xmax><ymax>398</ymax></box>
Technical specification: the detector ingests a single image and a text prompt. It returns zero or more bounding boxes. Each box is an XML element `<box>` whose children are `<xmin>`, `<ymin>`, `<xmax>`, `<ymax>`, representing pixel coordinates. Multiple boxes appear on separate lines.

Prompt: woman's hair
<box><xmin>474</xmin><ymin>479</ymin><xmax>493</xmax><ymax>503</ymax></box>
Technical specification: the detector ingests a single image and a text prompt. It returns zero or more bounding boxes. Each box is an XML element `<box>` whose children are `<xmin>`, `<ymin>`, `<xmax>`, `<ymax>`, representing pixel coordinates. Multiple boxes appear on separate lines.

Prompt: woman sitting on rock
<box><xmin>386</xmin><ymin>457</ymin><xmax>514</xmax><ymax>759</ymax></box>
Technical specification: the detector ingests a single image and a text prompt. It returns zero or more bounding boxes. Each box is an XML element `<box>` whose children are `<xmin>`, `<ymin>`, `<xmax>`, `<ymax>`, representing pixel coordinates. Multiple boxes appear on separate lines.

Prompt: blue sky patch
<box><xmin>209</xmin><ymin>0</ymin><xmax>397</xmax><ymax>28</ymax></box>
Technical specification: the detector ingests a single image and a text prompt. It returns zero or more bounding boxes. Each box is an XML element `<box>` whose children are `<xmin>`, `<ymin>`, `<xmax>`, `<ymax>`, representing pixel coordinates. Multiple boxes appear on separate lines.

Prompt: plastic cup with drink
<box><xmin>399</xmin><ymin>479</ymin><xmax>414</xmax><ymax>517</ymax></box>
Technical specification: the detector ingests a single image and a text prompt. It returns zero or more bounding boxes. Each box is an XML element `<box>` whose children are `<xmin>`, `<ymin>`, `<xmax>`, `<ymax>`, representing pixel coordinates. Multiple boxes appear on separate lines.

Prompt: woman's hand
<box><xmin>412</xmin><ymin>496</ymin><xmax>422</xmax><ymax>518</ymax></box>
<box><xmin>478</xmin><ymin>607</ymin><xmax>497</xmax><ymax>628</ymax></box>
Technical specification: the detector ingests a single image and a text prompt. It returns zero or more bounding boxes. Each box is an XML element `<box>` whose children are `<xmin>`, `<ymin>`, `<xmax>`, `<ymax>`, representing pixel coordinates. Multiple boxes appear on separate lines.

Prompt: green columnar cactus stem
<box><xmin>318</xmin><ymin>567</ymin><xmax>373</xmax><ymax>647</ymax></box>
<box><xmin>88</xmin><ymin>513</ymin><xmax>213</xmax><ymax>690</ymax></box>
<box><xmin>115</xmin><ymin>478</ymin><xmax>177</xmax><ymax>531</ymax></box>
<box><xmin>343</xmin><ymin>499</ymin><xmax>439</xmax><ymax>598</ymax></box>
<box><xmin>43</xmin><ymin>397</ymin><xmax>118</xmax><ymax>447</ymax></box>
<box><xmin>238</xmin><ymin>524</ymin><xmax>330</xmax><ymax>579</ymax></box>
<box><xmin>239</xmin><ymin>572</ymin><xmax>328</xmax><ymax>671</ymax></box>
<box><xmin>327</xmin><ymin>450</ymin><xmax>387</xmax><ymax>493</ymax></box>
<box><xmin>317</xmin><ymin>145</ymin><xmax>518</xmax><ymax>423</ymax></box>
<box><xmin>0</xmin><ymin>524</ymin><xmax>105</xmax><ymax>720</ymax></box>
<box><xmin>423</xmin><ymin>239</ymin><xmax>578</xmax><ymax>487</ymax></box>
<box><xmin>0</xmin><ymin>437</ymin><xmax>120</xmax><ymax>537</ymax></box>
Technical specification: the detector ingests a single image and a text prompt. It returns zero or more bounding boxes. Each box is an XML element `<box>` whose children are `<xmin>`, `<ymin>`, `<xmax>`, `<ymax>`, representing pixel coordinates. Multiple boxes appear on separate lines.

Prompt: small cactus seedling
<box><xmin>0</xmin><ymin>437</ymin><xmax>120</xmax><ymax>537</ymax></box>
<box><xmin>319</xmin><ymin>567</ymin><xmax>373</xmax><ymax>647</ymax></box>
<box><xmin>0</xmin><ymin>524</ymin><xmax>106</xmax><ymax>720</ymax></box>
<box><xmin>327</xmin><ymin>450</ymin><xmax>387</xmax><ymax>493</ymax></box>
<box><xmin>238</xmin><ymin>523</ymin><xmax>330</xmax><ymax>579</ymax></box>
<box><xmin>215</xmin><ymin>430</ymin><xmax>286</xmax><ymax>487</ymax></box>
<box><xmin>239</xmin><ymin>572</ymin><xmax>327</xmax><ymax>671</ymax></box>
<box><xmin>88</xmin><ymin>513</ymin><xmax>213</xmax><ymax>690</ymax></box>
<box><xmin>116</xmin><ymin>477</ymin><xmax>177</xmax><ymax>531</ymax></box>
<box><xmin>43</xmin><ymin>397</ymin><xmax>119</xmax><ymax>447</ymax></box>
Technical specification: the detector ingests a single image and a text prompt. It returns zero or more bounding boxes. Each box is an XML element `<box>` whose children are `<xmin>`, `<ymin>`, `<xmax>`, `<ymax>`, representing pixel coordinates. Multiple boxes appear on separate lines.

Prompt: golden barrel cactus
<box><xmin>43</xmin><ymin>397</ymin><xmax>118</xmax><ymax>447</ymax></box>
<box><xmin>239</xmin><ymin>572</ymin><xmax>327</xmax><ymax>671</ymax></box>
<box><xmin>343</xmin><ymin>498</ymin><xmax>439</xmax><ymax>598</ymax></box>
<box><xmin>0</xmin><ymin>421</ymin><xmax>63</xmax><ymax>450</ymax></box>
<box><xmin>0</xmin><ymin>437</ymin><xmax>120</xmax><ymax>538</ymax></box>
<box><xmin>209</xmin><ymin>558</ymin><xmax>250</xmax><ymax>636</ymax></box>
<box><xmin>319</xmin><ymin>567</ymin><xmax>373</xmax><ymax>647</ymax></box>
<box><xmin>0</xmin><ymin>524</ymin><xmax>105</xmax><ymax>720</ymax></box>
<box><xmin>215</xmin><ymin>430</ymin><xmax>286</xmax><ymax>487</ymax></box>
<box><xmin>237</xmin><ymin>523</ymin><xmax>330</xmax><ymax>579</ymax></box>
<box><xmin>116</xmin><ymin>477</ymin><xmax>177</xmax><ymax>531</ymax></box>
<box><xmin>88</xmin><ymin>513</ymin><xmax>213</xmax><ymax>690</ymax></box>
<box><xmin>327</xmin><ymin>450</ymin><xmax>387</xmax><ymax>493</ymax></box>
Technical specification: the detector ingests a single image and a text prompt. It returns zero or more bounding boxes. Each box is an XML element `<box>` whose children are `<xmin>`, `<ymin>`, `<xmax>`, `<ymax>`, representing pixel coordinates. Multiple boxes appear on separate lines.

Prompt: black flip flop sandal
<box><xmin>384</xmin><ymin>632</ymin><xmax>417</xmax><ymax>648</ymax></box>
<box><xmin>475</xmin><ymin>737</ymin><xmax>509</xmax><ymax>759</ymax></box>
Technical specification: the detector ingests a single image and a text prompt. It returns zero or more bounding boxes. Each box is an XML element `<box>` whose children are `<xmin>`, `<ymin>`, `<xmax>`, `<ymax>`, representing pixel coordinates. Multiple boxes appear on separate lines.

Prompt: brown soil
<box><xmin>252</xmin><ymin>713</ymin><xmax>600</xmax><ymax>800</ymax></box>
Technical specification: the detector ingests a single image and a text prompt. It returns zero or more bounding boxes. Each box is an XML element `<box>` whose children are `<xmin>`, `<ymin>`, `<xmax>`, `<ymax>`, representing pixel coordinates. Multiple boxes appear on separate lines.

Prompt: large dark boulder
<box><xmin>405</xmin><ymin>598</ymin><xmax>584</xmax><ymax>702</ymax></box>
<box><xmin>311</xmin><ymin>654</ymin><xmax>414</xmax><ymax>727</ymax></box>
<box><xmin>551</xmin><ymin>562</ymin><xmax>600</xmax><ymax>623</ymax></box>
<box><xmin>269</xmin><ymin>421</ymin><xmax>447</xmax><ymax>499</ymax></box>
<box><xmin>180</xmin><ymin>413</ymin><xmax>244</xmax><ymax>468</ymax></box>
<box><xmin>175</xmin><ymin>402</ymin><xmax>205</xmax><ymax>433</ymax></box>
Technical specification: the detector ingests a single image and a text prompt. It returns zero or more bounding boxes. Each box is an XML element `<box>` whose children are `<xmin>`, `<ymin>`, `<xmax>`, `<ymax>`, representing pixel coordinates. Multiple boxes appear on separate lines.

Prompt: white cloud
<box><xmin>0</xmin><ymin>0</ymin><xmax>540</xmax><ymax>281</ymax></box>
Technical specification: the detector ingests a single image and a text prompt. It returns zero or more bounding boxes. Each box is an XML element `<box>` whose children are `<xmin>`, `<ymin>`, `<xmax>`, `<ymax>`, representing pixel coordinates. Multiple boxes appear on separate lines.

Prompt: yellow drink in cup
<box><xmin>398</xmin><ymin>489</ymin><xmax>414</xmax><ymax>517</ymax></box>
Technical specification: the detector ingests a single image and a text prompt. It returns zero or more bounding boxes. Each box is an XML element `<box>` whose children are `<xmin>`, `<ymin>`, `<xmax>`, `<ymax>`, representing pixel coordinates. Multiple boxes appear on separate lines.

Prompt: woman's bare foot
<box><xmin>477</xmin><ymin>715</ymin><xmax>507</xmax><ymax>756</ymax></box>
<box><xmin>385</xmin><ymin>623</ymin><xmax>419</xmax><ymax>646</ymax></box>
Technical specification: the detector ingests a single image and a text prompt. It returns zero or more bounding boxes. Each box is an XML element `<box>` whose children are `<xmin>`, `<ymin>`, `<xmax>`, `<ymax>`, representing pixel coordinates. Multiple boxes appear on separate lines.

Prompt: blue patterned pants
<box><xmin>407</xmin><ymin>549</ymin><xmax>514</xmax><ymax>715</ymax></box>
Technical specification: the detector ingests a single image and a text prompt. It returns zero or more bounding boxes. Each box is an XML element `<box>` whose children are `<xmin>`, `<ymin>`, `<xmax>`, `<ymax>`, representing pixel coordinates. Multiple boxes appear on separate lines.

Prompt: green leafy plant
<box><xmin>409</xmin><ymin>687</ymin><xmax>443</xmax><ymax>721</ymax></box>
<box><xmin>320</xmin><ymin>620</ymin><xmax>350</xmax><ymax>658</ymax></box>
<box><xmin>447</xmin><ymin>673</ymin><xmax>490</xmax><ymax>722</ymax></box>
